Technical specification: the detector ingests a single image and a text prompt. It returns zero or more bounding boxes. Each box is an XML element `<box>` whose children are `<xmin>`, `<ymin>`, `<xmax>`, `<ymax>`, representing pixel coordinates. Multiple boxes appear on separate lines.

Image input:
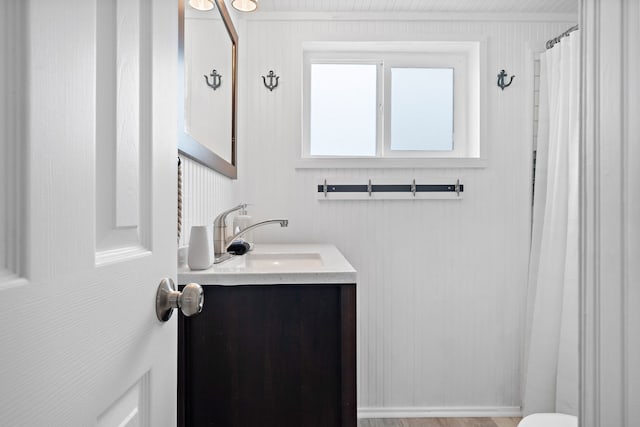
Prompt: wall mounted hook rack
<box><xmin>318</xmin><ymin>178</ymin><xmax>464</xmax><ymax>200</ymax></box>
<box><xmin>497</xmin><ymin>69</ymin><xmax>515</xmax><ymax>90</ymax></box>
<box><xmin>204</xmin><ymin>69</ymin><xmax>222</xmax><ymax>90</ymax></box>
<box><xmin>262</xmin><ymin>70</ymin><xmax>280</xmax><ymax>91</ymax></box>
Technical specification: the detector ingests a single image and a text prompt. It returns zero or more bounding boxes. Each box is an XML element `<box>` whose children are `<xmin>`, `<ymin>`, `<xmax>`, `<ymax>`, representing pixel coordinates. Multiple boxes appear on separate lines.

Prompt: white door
<box><xmin>0</xmin><ymin>0</ymin><xmax>180</xmax><ymax>425</ymax></box>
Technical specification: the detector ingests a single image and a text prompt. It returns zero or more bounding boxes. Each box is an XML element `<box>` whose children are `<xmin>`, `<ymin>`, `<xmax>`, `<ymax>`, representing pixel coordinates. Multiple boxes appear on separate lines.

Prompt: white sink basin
<box><xmin>245</xmin><ymin>253</ymin><xmax>323</xmax><ymax>269</ymax></box>
<box><xmin>178</xmin><ymin>243</ymin><xmax>357</xmax><ymax>285</ymax></box>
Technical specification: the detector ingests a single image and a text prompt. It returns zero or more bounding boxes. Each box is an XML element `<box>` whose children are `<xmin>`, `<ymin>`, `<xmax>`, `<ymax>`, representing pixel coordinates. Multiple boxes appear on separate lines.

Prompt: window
<box><xmin>389</xmin><ymin>67</ymin><xmax>453</xmax><ymax>151</ymax></box>
<box><xmin>309</xmin><ymin>64</ymin><xmax>377</xmax><ymax>156</ymax></box>
<box><xmin>302</xmin><ymin>41</ymin><xmax>482</xmax><ymax>164</ymax></box>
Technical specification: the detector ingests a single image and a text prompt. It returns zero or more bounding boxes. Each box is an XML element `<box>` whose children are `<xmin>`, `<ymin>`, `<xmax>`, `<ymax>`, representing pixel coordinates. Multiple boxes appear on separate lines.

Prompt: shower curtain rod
<box><xmin>546</xmin><ymin>24</ymin><xmax>579</xmax><ymax>49</ymax></box>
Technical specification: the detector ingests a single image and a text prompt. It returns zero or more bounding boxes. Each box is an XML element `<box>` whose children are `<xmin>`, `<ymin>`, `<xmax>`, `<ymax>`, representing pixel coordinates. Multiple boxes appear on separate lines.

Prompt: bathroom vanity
<box><xmin>177</xmin><ymin>244</ymin><xmax>357</xmax><ymax>427</ymax></box>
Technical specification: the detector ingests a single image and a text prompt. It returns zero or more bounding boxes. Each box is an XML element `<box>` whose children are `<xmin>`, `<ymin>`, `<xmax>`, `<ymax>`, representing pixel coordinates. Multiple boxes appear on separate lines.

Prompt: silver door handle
<box><xmin>156</xmin><ymin>278</ymin><xmax>204</xmax><ymax>322</ymax></box>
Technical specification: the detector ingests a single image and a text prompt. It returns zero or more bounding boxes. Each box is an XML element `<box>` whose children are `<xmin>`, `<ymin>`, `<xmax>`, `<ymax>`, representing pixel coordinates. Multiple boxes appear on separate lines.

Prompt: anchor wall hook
<box><xmin>262</xmin><ymin>70</ymin><xmax>280</xmax><ymax>92</ymax></box>
<box><xmin>204</xmin><ymin>69</ymin><xmax>222</xmax><ymax>91</ymax></box>
<box><xmin>497</xmin><ymin>69</ymin><xmax>515</xmax><ymax>90</ymax></box>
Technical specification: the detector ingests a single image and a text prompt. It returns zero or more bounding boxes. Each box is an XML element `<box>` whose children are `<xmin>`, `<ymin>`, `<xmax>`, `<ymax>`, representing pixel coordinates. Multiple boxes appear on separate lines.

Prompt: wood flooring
<box><xmin>358</xmin><ymin>417</ymin><xmax>522</xmax><ymax>427</ymax></box>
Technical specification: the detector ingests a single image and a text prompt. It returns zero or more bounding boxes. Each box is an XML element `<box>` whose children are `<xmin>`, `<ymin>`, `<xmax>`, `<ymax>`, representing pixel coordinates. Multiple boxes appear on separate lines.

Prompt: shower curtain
<box><xmin>522</xmin><ymin>31</ymin><xmax>580</xmax><ymax>416</ymax></box>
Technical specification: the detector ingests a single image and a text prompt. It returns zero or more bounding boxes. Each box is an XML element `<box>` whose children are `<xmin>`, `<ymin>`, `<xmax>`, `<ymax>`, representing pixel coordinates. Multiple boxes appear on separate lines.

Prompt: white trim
<box><xmin>623</xmin><ymin>2</ymin><xmax>640</xmax><ymax>426</ymax></box>
<box><xmin>295</xmin><ymin>157</ymin><xmax>487</xmax><ymax>169</ymax></box>
<box><xmin>303</xmin><ymin>39</ymin><xmax>486</xmax><ymax>52</ymax></box>
<box><xmin>358</xmin><ymin>406</ymin><xmax>522</xmax><ymax>419</ymax></box>
<box><xmin>0</xmin><ymin>270</ymin><xmax>29</xmax><ymax>291</ymax></box>
<box><xmin>579</xmin><ymin>1</ymin><xmax>640</xmax><ymax>426</ymax></box>
<box><xmin>302</xmin><ymin>40</ymin><xmax>483</xmax><ymax>162</ymax></box>
<box><xmin>240</xmin><ymin>11</ymin><xmax>578</xmax><ymax>23</ymax></box>
<box><xmin>578</xmin><ymin>2</ymin><xmax>597</xmax><ymax>426</ymax></box>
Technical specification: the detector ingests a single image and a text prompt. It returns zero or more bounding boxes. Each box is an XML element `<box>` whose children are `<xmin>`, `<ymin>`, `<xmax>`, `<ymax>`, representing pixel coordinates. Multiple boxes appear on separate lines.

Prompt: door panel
<box><xmin>0</xmin><ymin>0</ymin><xmax>177</xmax><ymax>425</ymax></box>
<box><xmin>97</xmin><ymin>373</ymin><xmax>150</xmax><ymax>427</ymax></box>
<box><xmin>0</xmin><ymin>0</ymin><xmax>27</xmax><ymax>289</ymax></box>
<box><xmin>96</xmin><ymin>0</ymin><xmax>153</xmax><ymax>263</ymax></box>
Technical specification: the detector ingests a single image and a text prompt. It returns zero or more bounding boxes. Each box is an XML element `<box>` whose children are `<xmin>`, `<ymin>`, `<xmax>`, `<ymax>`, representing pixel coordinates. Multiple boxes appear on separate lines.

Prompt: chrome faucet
<box><xmin>228</xmin><ymin>219</ymin><xmax>288</xmax><ymax>244</ymax></box>
<box><xmin>213</xmin><ymin>204</ymin><xmax>288</xmax><ymax>263</ymax></box>
<box><xmin>213</xmin><ymin>203</ymin><xmax>247</xmax><ymax>257</ymax></box>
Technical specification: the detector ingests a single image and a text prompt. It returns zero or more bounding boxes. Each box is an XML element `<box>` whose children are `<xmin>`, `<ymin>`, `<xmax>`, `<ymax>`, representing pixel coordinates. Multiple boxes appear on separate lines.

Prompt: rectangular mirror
<box><xmin>178</xmin><ymin>0</ymin><xmax>238</xmax><ymax>179</ymax></box>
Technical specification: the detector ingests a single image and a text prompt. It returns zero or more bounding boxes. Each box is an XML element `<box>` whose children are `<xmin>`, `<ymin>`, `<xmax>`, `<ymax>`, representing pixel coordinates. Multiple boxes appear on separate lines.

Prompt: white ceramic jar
<box><xmin>188</xmin><ymin>225</ymin><xmax>214</xmax><ymax>270</ymax></box>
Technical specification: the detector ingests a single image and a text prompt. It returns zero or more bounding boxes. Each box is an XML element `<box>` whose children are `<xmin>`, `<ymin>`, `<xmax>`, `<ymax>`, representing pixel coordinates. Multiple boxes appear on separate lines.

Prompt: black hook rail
<box><xmin>317</xmin><ymin>179</ymin><xmax>463</xmax><ymax>198</ymax></box>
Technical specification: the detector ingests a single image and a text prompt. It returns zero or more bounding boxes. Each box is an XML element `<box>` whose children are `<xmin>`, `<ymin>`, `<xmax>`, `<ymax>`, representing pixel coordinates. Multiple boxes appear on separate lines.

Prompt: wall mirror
<box><xmin>178</xmin><ymin>0</ymin><xmax>238</xmax><ymax>179</ymax></box>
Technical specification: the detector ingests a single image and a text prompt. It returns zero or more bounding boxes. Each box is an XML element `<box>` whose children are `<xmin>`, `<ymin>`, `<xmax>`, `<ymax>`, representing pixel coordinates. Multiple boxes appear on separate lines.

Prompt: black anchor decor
<box><xmin>497</xmin><ymin>69</ymin><xmax>515</xmax><ymax>90</ymax></box>
<box><xmin>204</xmin><ymin>69</ymin><xmax>222</xmax><ymax>91</ymax></box>
<box><xmin>262</xmin><ymin>70</ymin><xmax>280</xmax><ymax>92</ymax></box>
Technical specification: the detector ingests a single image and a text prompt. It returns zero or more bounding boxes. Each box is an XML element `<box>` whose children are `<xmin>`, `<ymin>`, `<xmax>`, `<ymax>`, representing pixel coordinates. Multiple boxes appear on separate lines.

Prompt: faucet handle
<box><xmin>214</xmin><ymin>203</ymin><xmax>248</xmax><ymax>227</ymax></box>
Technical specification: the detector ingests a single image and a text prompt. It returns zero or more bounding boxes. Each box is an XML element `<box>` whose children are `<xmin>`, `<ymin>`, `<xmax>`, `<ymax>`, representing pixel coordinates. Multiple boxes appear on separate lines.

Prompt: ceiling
<box><xmin>251</xmin><ymin>0</ymin><xmax>578</xmax><ymax>14</ymax></box>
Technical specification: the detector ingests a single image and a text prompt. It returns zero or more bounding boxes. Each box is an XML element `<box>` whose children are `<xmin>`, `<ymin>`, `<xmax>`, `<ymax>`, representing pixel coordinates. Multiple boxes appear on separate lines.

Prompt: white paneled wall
<box><xmin>178</xmin><ymin>156</ymin><xmax>237</xmax><ymax>248</ymax></box>
<box><xmin>236</xmin><ymin>18</ymin><xmax>573</xmax><ymax>415</ymax></box>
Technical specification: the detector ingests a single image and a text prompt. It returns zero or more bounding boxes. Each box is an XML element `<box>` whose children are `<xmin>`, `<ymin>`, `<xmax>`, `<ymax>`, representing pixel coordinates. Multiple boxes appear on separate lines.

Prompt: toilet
<box><xmin>518</xmin><ymin>413</ymin><xmax>578</xmax><ymax>427</ymax></box>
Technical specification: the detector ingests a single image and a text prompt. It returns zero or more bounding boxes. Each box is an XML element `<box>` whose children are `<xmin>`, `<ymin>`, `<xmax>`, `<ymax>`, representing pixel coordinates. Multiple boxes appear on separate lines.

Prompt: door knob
<box><xmin>156</xmin><ymin>278</ymin><xmax>204</xmax><ymax>322</ymax></box>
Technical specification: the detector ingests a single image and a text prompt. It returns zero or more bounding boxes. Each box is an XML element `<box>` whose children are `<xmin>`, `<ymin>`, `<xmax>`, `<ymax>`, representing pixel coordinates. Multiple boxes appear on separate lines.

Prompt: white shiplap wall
<box><xmin>237</xmin><ymin>18</ymin><xmax>574</xmax><ymax>415</ymax></box>
<box><xmin>179</xmin><ymin>156</ymin><xmax>237</xmax><ymax>248</ymax></box>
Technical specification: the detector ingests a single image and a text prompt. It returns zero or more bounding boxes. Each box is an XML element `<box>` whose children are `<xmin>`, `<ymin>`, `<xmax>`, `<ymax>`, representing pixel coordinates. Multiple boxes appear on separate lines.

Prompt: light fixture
<box><xmin>231</xmin><ymin>0</ymin><xmax>258</xmax><ymax>12</ymax></box>
<box><xmin>189</xmin><ymin>0</ymin><xmax>214</xmax><ymax>11</ymax></box>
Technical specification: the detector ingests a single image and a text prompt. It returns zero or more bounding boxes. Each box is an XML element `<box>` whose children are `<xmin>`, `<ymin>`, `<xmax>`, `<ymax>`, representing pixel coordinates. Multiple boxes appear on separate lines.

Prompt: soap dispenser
<box><xmin>232</xmin><ymin>205</ymin><xmax>253</xmax><ymax>243</ymax></box>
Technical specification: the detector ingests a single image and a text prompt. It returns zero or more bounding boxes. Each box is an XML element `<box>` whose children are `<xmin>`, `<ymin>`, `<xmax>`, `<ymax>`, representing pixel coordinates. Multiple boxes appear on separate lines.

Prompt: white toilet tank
<box><xmin>518</xmin><ymin>413</ymin><xmax>578</xmax><ymax>427</ymax></box>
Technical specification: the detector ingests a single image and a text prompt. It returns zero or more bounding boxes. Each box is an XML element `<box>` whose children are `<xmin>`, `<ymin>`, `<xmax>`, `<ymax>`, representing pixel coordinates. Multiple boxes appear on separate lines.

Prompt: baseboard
<box><xmin>358</xmin><ymin>406</ymin><xmax>522</xmax><ymax>419</ymax></box>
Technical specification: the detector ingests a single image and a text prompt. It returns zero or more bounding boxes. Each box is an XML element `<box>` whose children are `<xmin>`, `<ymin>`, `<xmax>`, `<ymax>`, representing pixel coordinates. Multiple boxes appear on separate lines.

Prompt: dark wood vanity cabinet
<box><xmin>178</xmin><ymin>284</ymin><xmax>357</xmax><ymax>427</ymax></box>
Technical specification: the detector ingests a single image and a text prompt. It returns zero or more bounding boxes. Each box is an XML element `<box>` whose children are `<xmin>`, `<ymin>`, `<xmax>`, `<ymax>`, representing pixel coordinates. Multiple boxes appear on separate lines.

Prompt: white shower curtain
<box><xmin>522</xmin><ymin>31</ymin><xmax>580</xmax><ymax>416</ymax></box>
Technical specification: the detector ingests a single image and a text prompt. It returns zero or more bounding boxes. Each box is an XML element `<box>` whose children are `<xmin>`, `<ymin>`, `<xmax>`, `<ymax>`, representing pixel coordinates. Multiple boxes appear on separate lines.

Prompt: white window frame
<box><xmin>299</xmin><ymin>40</ymin><xmax>486</xmax><ymax>169</ymax></box>
<box><xmin>303</xmin><ymin>56</ymin><xmax>383</xmax><ymax>158</ymax></box>
<box><xmin>383</xmin><ymin>54</ymin><xmax>466</xmax><ymax>158</ymax></box>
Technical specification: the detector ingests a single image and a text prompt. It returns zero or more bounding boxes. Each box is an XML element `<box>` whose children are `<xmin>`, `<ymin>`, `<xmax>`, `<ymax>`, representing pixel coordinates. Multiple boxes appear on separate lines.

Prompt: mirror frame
<box><xmin>178</xmin><ymin>0</ymin><xmax>238</xmax><ymax>179</ymax></box>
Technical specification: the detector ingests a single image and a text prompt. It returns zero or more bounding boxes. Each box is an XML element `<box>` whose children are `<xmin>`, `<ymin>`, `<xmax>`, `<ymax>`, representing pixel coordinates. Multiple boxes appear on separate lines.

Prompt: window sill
<box><xmin>295</xmin><ymin>157</ymin><xmax>488</xmax><ymax>169</ymax></box>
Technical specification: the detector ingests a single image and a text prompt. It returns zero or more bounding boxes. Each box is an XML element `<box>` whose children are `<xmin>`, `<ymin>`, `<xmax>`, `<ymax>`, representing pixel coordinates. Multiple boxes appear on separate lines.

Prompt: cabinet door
<box><xmin>179</xmin><ymin>284</ymin><xmax>356</xmax><ymax>427</ymax></box>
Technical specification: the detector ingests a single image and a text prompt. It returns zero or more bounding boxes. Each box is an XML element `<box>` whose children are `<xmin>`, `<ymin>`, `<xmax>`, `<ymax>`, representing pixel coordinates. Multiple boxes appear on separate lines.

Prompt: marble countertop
<box><xmin>178</xmin><ymin>243</ymin><xmax>357</xmax><ymax>285</ymax></box>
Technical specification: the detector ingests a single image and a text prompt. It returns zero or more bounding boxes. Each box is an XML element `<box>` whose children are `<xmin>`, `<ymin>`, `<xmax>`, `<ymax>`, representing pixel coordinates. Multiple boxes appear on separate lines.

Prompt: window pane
<box><xmin>310</xmin><ymin>64</ymin><xmax>377</xmax><ymax>156</ymax></box>
<box><xmin>390</xmin><ymin>68</ymin><xmax>454</xmax><ymax>151</ymax></box>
